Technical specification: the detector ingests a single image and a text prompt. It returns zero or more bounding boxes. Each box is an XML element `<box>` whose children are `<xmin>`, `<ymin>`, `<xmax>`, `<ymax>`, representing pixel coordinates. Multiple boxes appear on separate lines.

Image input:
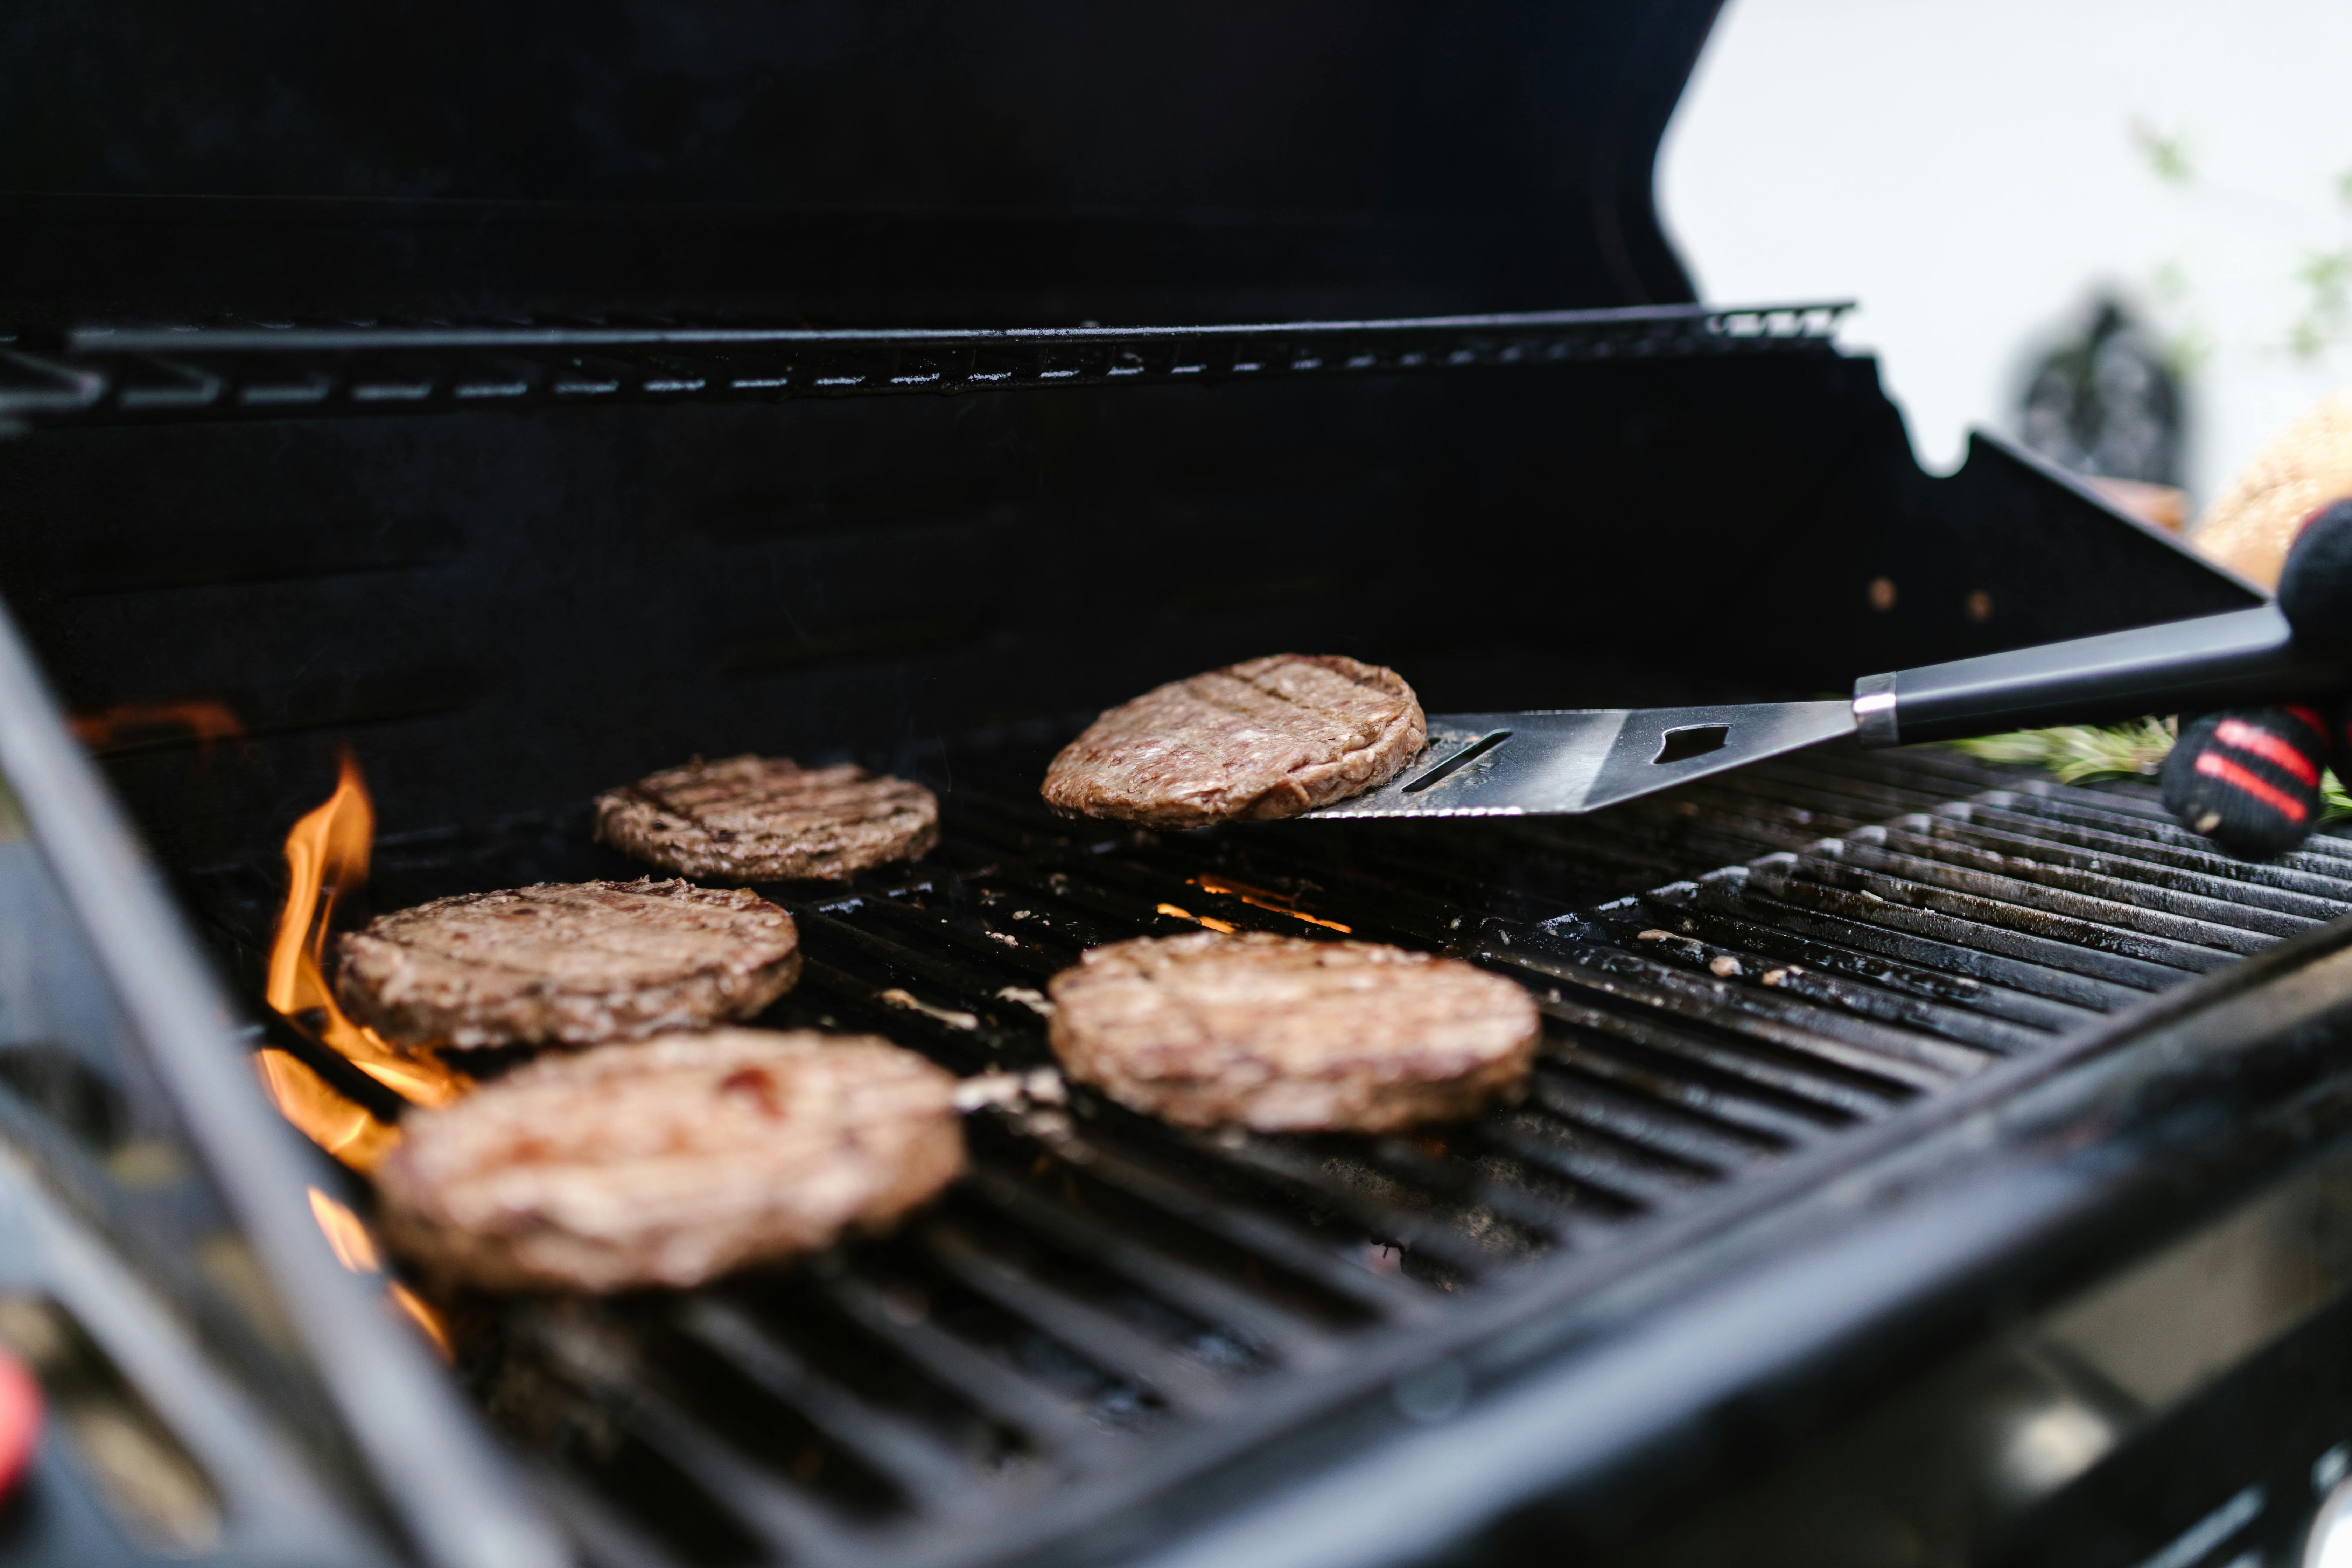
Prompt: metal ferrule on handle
<box><xmin>1848</xmin><ymin>605</ymin><xmax>2343</xmax><ymax>748</ymax></box>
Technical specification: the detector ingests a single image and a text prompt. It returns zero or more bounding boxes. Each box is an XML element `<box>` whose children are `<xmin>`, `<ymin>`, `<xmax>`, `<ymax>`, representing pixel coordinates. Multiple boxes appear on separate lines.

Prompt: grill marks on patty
<box><xmin>375</xmin><ymin>1028</ymin><xmax>965</xmax><ymax>1292</ymax></box>
<box><xmin>1042</xmin><ymin>654</ymin><xmax>1427</xmax><ymax>828</ymax></box>
<box><xmin>1047</xmin><ymin>931</ymin><xmax>1541</xmax><ymax>1132</ymax></box>
<box><xmin>334</xmin><ymin>879</ymin><xmax>802</xmax><ymax>1050</ymax></box>
<box><xmin>596</xmin><ymin>755</ymin><xmax>940</xmax><ymax>882</ymax></box>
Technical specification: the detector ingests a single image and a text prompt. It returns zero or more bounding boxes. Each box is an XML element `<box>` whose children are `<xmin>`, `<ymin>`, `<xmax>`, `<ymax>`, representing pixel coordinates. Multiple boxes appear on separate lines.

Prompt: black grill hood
<box><xmin>1</xmin><ymin>0</ymin><xmax>1718</xmax><ymax>328</ymax></box>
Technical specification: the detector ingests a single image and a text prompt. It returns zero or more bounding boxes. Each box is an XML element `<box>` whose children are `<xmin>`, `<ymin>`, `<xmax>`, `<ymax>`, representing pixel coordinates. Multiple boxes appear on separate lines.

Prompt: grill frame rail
<box><xmin>0</xmin><ymin>301</ymin><xmax>1849</xmax><ymax>433</ymax></box>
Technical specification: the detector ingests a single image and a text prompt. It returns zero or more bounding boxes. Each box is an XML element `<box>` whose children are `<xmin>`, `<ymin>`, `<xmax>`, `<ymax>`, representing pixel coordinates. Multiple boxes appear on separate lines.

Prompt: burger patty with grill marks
<box><xmin>334</xmin><ymin>879</ymin><xmax>801</xmax><ymax>1050</ymax></box>
<box><xmin>596</xmin><ymin>755</ymin><xmax>939</xmax><ymax>882</ymax></box>
<box><xmin>375</xmin><ymin>1028</ymin><xmax>965</xmax><ymax>1292</ymax></box>
<box><xmin>1047</xmin><ymin>931</ymin><xmax>1540</xmax><ymax>1132</ymax></box>
<box><xmin>1041</xmin><ymin>654</ymin><xmax>1426</xmax><ymax>828</ymax></box>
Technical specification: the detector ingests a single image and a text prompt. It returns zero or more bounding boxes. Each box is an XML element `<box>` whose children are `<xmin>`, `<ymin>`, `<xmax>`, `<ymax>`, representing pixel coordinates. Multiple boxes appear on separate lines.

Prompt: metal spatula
<box><xmin>1306</xmin><ymin>605</ymin><xmax>2343</xmax><ymax>819</ymax></box>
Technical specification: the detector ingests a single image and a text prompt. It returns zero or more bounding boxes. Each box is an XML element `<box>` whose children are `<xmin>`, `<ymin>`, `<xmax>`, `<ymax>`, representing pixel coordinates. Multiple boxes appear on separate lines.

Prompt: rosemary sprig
<box><xmin>1949</xmin><ymin>718</ymin><xmax>2352</xmax><ymax>819</ymax></box>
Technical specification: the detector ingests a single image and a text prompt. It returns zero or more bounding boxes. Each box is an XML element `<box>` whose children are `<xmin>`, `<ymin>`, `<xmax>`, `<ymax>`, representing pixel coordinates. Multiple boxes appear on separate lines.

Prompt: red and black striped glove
<box><xmin>2162</xmin><ymin>500</ymin><xmax>2352</xmax><ymax>857</ymax></box>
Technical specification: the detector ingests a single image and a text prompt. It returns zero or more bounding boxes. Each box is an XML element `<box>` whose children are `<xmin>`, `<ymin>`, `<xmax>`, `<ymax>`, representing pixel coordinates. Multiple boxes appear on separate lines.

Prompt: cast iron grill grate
<box><xmin>194</xmin><ymin>742</ymin><xmax>2350</xmax><ymax>1568</ymax></box>
<box><xmin>0</xmin><ymin>302</ymin><xmax>1849</xmax><ymax>432</ymax></box>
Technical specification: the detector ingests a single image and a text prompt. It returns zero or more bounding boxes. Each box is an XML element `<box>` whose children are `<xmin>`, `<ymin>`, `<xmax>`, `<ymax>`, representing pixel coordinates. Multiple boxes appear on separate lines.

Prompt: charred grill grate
<box><xmin>0</xmin><ymin>302</ymin><xmax>1849</xmax><ymax>432</ymax></box>
<box><xmin>189</xmin><ymin>742</ymin><xmax>2349</xmax><ymax>1567</ymax></box>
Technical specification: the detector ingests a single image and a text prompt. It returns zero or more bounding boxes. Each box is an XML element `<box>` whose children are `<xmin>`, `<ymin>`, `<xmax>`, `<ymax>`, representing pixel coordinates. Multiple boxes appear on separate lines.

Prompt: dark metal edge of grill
<box><xmin>0</xmin><ymin>300</ymin><xmax>1851</xmax><ymax>432</ymax></box>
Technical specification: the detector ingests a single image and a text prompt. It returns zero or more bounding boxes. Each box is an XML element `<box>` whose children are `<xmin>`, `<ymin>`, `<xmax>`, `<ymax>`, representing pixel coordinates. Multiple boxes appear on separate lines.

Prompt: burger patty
<box><xmin>596</xmin><ymin>755</ymin><xmax>939</xmax><ymax>882</ymax></box>
<box><xmin>375</xmin><ymin>1028</ymin><xmax>965</xmax><ymax>1292</ymax></box>
<box><xmin>1046</xmin><ymin>931</ymin><xmax>1540</xmax><ymax>1132</ymax></box>
<box><xmin>335</xmin><ymin>879</ymin><xmax>801</xmax><ymax>1050</ymax></box>
<box><xmin>1040</xmin><ymin>654</ymin><xmax>1426</xmax><ymax>828</ymax></box>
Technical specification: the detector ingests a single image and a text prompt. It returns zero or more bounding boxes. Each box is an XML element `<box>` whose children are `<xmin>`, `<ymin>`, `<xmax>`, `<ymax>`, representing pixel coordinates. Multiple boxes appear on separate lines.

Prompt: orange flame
<box><xmin>257</xmin><ymin>1052</ymin><xmax>401</xmax><ymax>1172</ymax></box>
<box><xmin>1186</xmin><ymin>874</ymin><xmax>1354</xmax><ymax>933</ymax></box>
<box><xmin>307</xmin><ymin>1185</ymin><xmax>383</xmax><ymax>1271</ymax></box>
<box><xmin>265</xmin><ymin>753</ymin><xmax>465</xmax><ymax>1107</ymax></box>
<box><xmin>386</xmin><ymin>1283</ymin><xmax>454</xmax><ymax>1362</ymax></box>
<box><xmin>1155</xmin><ymin>902</ymin><xmax>1239</xmax><ymax>934</ymax></box>
<box><xmin>69</xmin><ymin>699</ymin><xmax>244</xmax><ymax>752</ymax></box>
<box><xmin>304</xmin><ymin>1187</ymin><xmax>454</xmax><ymax>1363</ymax></box>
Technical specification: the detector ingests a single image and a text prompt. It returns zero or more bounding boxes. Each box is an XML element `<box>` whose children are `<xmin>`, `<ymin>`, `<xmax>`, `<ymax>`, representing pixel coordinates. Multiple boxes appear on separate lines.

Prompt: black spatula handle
<box><xmin>1852</xmin><ymin>605</ymin><xmax>2344</xmax><ymax>747</ymax></box>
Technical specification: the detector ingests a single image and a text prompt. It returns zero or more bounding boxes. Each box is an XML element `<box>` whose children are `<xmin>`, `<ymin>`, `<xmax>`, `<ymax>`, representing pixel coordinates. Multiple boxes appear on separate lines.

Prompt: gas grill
<box><xmin>6</xmin><ymin>5</ymin><xmax>2352</xmax><ymax>1566</ymax></box>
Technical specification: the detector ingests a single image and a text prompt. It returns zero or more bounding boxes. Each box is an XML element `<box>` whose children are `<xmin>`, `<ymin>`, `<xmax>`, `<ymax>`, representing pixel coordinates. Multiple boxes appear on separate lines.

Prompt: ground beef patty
<box><xmin>1047</xmin><ymin>931</ymin><xmax>1540</xmax><ymax>1132</ymax></box>
<box><xmin>375</xmin><ymin>1028</ymin><xmax>965</xmax><ymax>1292</ymax></box>
<box><xmin>335</xmin><ymin>880</ymin><xmax>801</xmax><ymax>1050</ymax></box>
<box><xmin>596</xmin><ymin>755</ymin><xmax>939</xmax><ymax>882</ymax></box>
<box><xmin>1041</xmin><ymin>654</ymin><xmax>1426</xmax><ymax>828</ymax></box>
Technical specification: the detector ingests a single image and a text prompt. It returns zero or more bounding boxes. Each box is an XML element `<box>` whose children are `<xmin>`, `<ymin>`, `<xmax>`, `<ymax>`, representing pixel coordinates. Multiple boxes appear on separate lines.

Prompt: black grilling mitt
<box><xmin>2161</xmin><ymin>705</ymin><xmax>2328</xmax><ymax>857</ymax></box>
<box><xmin>2161</xmin><ymin>499</ymin><xmax>2352</xmax><ymax>857</ymax></box>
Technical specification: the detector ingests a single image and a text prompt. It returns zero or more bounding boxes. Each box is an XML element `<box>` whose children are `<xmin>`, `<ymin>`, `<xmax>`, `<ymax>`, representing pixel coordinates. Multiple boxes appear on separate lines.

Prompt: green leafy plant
<box><xmin>2130</xmin><ymin>126</ymin><xmax>2352</xmax><ymax>363</ymax></box>
<box><xmin>1951</xmin><ymin>719</ymin><xmax>2352</xmax><ymax>818</ymax></box>
<box><xmin>1951</xmin><ymin>718</ymin><xmax>2176</xmax><ymax>782</ymax></box>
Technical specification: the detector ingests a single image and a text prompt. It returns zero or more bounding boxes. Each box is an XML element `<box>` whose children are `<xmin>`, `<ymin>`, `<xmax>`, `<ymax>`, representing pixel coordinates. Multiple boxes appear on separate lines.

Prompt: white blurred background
<box><xmin>1659</xmin><ymin>0</ymin><xmax>2352</xmax><ymax>511</ymax></box>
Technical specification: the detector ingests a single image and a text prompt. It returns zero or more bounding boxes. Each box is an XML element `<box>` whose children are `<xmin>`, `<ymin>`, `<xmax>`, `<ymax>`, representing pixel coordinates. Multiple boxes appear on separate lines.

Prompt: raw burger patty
<box><xmin>1041</xmin><ymin>654</ymin><xmax>1426</xmax><ymax>828</ymax></box>
<box><xmin>596</xmin><ymin>755</ymin><xmax>939</xmax><ymax>882</ymax></box>
<box><xmin>335</xmin><ymin>879</ymin><xmax>801</xmax><ymax>1050</ymax></box>
<box><xmin>376</xmin><ymin>1028</ymin><xmax>965</xmax><ymax>1292</ymax></box>
<box><xmin>1047</xmin><ymin>931</ymin><xmax>1540</xmax><ymax>1132</ymax></box>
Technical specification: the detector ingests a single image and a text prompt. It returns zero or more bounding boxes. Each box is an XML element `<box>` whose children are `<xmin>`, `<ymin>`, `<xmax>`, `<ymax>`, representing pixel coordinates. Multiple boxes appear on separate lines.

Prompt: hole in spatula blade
<box><xmin>1652</xmin><ymin>724</ymin><xmax>1730</xmax><ymax>765</ymax></box>
<box><xmin>1402</xmin><ymin>731</ymin><xmax>1512</xmax><ymax>793</ymax></box>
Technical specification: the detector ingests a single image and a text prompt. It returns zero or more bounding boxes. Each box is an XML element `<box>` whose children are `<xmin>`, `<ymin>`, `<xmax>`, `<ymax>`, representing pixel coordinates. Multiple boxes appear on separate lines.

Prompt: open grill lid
<box><xmin>2</xmin><ymin>1</ymin><xmax>1721</xmax><ymax>329</ymax></box>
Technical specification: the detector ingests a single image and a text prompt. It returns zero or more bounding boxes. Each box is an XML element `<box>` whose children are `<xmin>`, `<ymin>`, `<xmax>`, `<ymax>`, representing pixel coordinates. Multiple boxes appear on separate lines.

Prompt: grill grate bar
<box><xmin>1872</xmin><ymin>822</ymin><xmax>2329</xmax><ymax>940</ymax></box>
<box><xmin>1599</xmin><ymin>923</ymin><xmax>2046</xmax><ymax>1056</ymax></box>
<box><xmin>1618</xmin><ymin>895</ymin><xmax>2097</xmax><ymax>1035</ymax></box>
<box><xmin>1471</xmin><ymin>1070</ymin><xmax>1749</xmax><ymax>1182</ymax></box>
<box><xmin>912</xmin><ymin>1218</ymin><xmax>1237</xmax><ymax>1416</ymax></box>
<box><xmin>1752</xmin><ymin>863</ymin><xmax>2196</xmax><ymax>990</ymax></box>
<box><xmin>504</xmin><ymin>1307</ymin><xmax>852</xmax><ymax>1565</ymax></box>
<box><xmin>526</xmin><ymin>1462</ymin><xmax>701</xmax><ymax>1568</ymax></box>
<box><xmin>1810</xmin><ymin>835</ymin><xmax>2280</xmax><ymax>958</ymax></box>
<box><xmin>954</xmin><ymin>1163</ymin><xmax>1340</xmax><ymax>1369</ymax></box>
<box><xmin>600</xmin><ymin>1378</ymin><xmax>861</xmax><ymax>1566</ymax></box>
<box><xmin>788</xmin><ymin>917</ymin><xmax>1044</xmax><ymax>1058</ymax></box>
<box><xmin>1338</xmin><ymin>1128</ymin><xmax>1616</xmax><ymax>1238</ymax></box>
<box><xmin>845</xmin><ymin>890</ymin><xmax>1078</xmax><ymax>982</ymax></box>
<box><xmin>1528</xmin><ymin>1050</ymin><xmax>1824</xmax><ymax>1153</ymax></box>
<box><xmin>1533</xmin><ymin>993</ymin><xmax>1899</xmax><ymax>1124</ymax></box>
<box><xmin>1785</xmin><ymin>850</ymin><xmax>2239</xmax><ymax>973</ymax></box>
<box><xmin>1464</xmin><ymin>1113</ymin><xmax>1699</xmax><ymax>1215</ymax></box>
<box><xmin>1934</xmin><ymin>802</ymin><xmax>2352</xmax><ymax>905</ymax></box>
<box><xmin>675</xmin><ymin>1297</ymin><xmax>985</xmax><ymax>1507</ymax></box>
<box><xmin>813</xmin><ymin>1266</ymin><xmax>1123</xmax><ymax>1464</ymax></box>
<box><xmin>1653</xmin><ymin>870</ymin><xmax>2147</xmax><ymax>1012</ymax></box>
<box><xmin>1029</xmin><ymin>1127</ymin><xmax>1438</xmax><ymax>1320</ymax></box>
<box><xmin>1102</xmin><ymin>1116</ymin><xmax>1530</xmax><ymax>1277</ymax></box>
<box><xmin>1911</xmin><ymin>811</ymin><xmax>2352</xmax><ymax>920</ymax></box>
<box><xmin>1987</xmin><ymin>785</ymin><xmax>2352</xmax><ymax>872</ymax></box>
<box><xmin>1511</xmin><ymin>946</ymin><xmax>1991</xmax><ymax>1090</ymax></box>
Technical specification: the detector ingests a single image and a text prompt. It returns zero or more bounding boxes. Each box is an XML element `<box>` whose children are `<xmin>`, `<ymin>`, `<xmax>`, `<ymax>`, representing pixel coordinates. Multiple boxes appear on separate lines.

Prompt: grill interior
<box><xmin>170</xmin><ymin>734</ymin><xmax>2351</xmax><ymax>1568</ymax></box>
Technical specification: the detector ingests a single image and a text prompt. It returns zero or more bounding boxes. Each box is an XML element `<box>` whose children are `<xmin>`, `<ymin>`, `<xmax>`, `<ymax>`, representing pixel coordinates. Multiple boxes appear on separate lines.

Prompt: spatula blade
<box><xmin>1302</xmin><ymin>701</ymin><xmax>1857</xmax><ymax>819</ymax></box>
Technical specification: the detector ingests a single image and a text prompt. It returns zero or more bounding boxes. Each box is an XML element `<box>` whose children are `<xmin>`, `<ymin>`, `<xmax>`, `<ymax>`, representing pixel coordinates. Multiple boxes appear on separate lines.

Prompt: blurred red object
<box><xmin>0</xmin><ymin>1348</ymin><xmax>41</xmax><ymax>1500</ymax></box>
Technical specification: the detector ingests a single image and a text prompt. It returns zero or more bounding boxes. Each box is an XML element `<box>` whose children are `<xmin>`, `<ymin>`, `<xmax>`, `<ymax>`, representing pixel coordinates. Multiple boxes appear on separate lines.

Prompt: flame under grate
<box><xmin>195</xmin><ymin>742</ymin><xmax>2352</xmax><ymax>1568</ymax></box>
